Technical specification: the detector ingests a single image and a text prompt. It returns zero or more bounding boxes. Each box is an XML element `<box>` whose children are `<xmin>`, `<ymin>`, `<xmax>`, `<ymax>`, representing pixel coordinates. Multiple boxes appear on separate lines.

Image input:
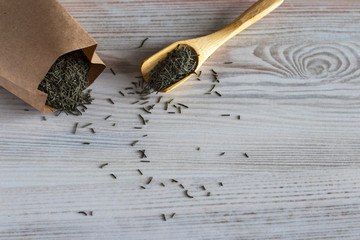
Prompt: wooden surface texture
<box><xmin>1</xmin><ymin>0</ymin><xmax>360</xmax><ymax>239</ymax></box>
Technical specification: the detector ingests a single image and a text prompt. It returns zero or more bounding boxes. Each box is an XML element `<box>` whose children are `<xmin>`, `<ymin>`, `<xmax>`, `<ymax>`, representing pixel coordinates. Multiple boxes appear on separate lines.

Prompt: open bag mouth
<box><xmin>0</xmin><ymin>0</ymin><xmax>105</xmax><ymax>114</ymax></box>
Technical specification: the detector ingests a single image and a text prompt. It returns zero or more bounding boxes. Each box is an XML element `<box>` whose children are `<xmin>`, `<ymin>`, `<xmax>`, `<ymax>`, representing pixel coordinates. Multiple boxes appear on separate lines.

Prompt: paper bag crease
<box><xmin>0</xmin><ymin>0</ymin><xmax>106</xmax><ymax>113</ymax></box>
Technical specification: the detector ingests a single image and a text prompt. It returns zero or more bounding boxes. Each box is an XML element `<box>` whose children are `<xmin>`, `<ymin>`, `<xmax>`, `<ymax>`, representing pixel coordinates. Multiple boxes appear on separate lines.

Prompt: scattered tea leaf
<box><xmin>142</xmin><ymin>107</ymin><xmax>152</xmax><ymax>114</ymax></box>
<box><xmin>99</xmin><ymin>163</ymin><xmax>109</xmax><ymax>169</ymax></box>
<box><xmin>138</xmin><ymin>37</ymin><xmax>149</xmax><ymax>48</ymax></box>
<box><xmin>177</xmin><ymin>103</ymin><xmax>189</xmax><ymax>108</ymax></box>
<box><xmin>138</xmin><ymin>114</ymin><xmax>146</xmax><ymax>125</ymax></box>
<box><xmin>108</xmin><ymin>98</ymin><xmax>114</xmax><ymax>104</ymax></box>
<box><xmin>82</xmin><ymin>123</ymin><xmax>93</xmax><ymax>128</ymax></box>
<box><xmin>110</xmin><ymin>68</ymin><xmax>116</xmax><ymax>75</ymax></box>
<box><xmin>209</xmin><ymin>84</ymin><xmax>216</xmax><ymax>93</ymax></box>
<box><xmin>73</xmin><ymin>122</ymin><xmax>79</xmax><ymax>134</ymax></box>
<box><xmin>147</xmin><ymin>177</ymin><xmax>153</xmax><ymax>185</ymax></box>
<box><xmin>184</xmin><ymin>190</ymin><xmax>194</xmax><ymax>198</ymax></box>
<box><xmin>139</xmin><ymin>149</ymin><xmax>147</xmax><ymax>158</ymax></box>
<box><xmin>147</xmin><ymin>104</ymin><xmax>155</xmax><ymax>110</ymax></box>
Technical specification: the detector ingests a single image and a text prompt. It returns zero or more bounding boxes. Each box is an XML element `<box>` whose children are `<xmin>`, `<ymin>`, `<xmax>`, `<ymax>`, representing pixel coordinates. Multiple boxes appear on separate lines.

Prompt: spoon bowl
<box><xmin>141</xmin><ymin>0</ymin><xmax>284</xmax><ymax>92</ymax></box>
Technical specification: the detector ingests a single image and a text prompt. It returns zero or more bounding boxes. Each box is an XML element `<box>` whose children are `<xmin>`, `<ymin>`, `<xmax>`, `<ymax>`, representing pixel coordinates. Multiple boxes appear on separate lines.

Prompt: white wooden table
<box><xmin>1</xmin><ymin>0</ymin><xmax>360</xmax><ymax>239</ymax></box>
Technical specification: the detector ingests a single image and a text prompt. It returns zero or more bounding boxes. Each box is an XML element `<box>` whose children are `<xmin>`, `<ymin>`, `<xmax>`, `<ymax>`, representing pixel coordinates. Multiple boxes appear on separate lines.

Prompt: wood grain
<box><xmin>1</xmin><ymin>0</ymin><xmax>360</xmax><ymax>239</ymax></box>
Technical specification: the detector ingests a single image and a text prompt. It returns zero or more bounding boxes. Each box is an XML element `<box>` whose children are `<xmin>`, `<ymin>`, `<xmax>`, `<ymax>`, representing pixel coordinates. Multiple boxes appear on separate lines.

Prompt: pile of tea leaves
<box><xmin>147</xmin><ymin>45</ymin><xmax>198</xmax><ymax>92</ymax></box>
<box><xmin>38</xmin><ymin>50</ymin><xmax>92</xmax><ymax>115</ymax></box>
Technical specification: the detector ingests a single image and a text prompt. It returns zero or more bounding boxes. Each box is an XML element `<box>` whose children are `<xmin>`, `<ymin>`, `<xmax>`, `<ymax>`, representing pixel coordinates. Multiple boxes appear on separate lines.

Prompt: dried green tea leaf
<box><xmin>38</xmin><ymin>50</ymin><xmax>92</xmax><ymax>115</ymax></box>
<box><xmin>147</xmin><ymin>45</ymin><xmax>198</xmax><ymax>92</ymax></box>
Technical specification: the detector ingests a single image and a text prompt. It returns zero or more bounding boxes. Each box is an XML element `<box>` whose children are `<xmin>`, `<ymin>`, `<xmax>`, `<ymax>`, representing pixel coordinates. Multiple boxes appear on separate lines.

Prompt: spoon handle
<box><xmin>197</xmin><ymin>0</ymin><xmax>283</xmax><ymax>59</ymax></box>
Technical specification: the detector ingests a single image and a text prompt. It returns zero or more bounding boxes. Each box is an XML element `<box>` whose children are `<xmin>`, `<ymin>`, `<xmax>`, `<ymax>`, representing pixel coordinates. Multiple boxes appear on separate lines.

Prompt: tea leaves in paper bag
<box><xmin>38</xmin><ymin>50</ymin><xmax>92</xmax><ymax>115</ymax></box>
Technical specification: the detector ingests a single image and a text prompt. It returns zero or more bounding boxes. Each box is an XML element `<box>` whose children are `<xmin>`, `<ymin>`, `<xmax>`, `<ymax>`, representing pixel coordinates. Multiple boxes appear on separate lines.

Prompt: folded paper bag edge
<box><xmin>0</xmin><ymin>0</ymin><xmax>99</xmax><ymax>92</ymax></box>
<box><xmin>40</xmin><ymin>45</ymin><xmax>106</xmax><ymax>114</ymax></box>
<box><xmin>0</xmin><ymin>0</ymin><xmax>106</xmax><ymax>114</ymax></box>
<box><xmin>0</xmin><ymin>75</ymin><xmax>50</xmax><ymax>112</ymax></box>
<box><xmin>42</xmin><ymin>48</ymin><xmax>106</xmax><ymax>114</ymax></box>
<box><xmin>0</xmin><ymin>42</ymin><xmax>106</xmax><ymax>114</ymax></box>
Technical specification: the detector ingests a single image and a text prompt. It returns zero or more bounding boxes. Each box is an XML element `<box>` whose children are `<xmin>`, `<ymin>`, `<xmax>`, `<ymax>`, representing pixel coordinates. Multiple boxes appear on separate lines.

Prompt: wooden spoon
<box><xmin>141</xmin><ymin>0</ymin><xmax>284</xmax><ymax>92</ymax></box>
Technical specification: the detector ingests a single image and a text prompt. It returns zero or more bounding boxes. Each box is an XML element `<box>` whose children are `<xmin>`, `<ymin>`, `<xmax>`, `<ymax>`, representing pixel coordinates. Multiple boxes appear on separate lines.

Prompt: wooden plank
<box><xmin>1</xmin><ymin>0</ymin><xmax>360</xmax><ymax>239</ymax></box>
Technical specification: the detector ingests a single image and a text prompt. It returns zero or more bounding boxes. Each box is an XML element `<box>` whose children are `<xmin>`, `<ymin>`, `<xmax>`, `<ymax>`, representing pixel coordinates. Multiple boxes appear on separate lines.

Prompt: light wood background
<box><xmin>1</xmin><ymin>0</ymin><xmax>360</xmax><ymax>239</ymax></box>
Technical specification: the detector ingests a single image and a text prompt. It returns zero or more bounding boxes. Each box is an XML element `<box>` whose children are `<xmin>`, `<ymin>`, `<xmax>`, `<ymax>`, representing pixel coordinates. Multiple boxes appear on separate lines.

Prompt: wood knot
<box><xmin>253</xmin><ymin>43</ymin><xmax>360</xmax><ymax>83</ymax></box>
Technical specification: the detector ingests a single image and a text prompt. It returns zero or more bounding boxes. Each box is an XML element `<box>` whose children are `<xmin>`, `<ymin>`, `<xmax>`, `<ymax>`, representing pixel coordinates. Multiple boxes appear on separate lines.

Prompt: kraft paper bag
<box><xmin>0</xmin><ymin>0</ymin><xmax>106</xmax><ymax>113</ymax></box>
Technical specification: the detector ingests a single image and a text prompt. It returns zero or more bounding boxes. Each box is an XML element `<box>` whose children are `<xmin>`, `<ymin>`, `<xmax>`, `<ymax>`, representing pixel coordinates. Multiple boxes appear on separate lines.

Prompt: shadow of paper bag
<box><xmin>0</xmin><ymin>0</ymin><xmax>106</xmax><ymax>113</ymax></box>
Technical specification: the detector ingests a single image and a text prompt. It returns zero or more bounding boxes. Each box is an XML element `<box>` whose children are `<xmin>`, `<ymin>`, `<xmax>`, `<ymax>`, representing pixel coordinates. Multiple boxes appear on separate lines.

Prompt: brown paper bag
<box><xmin>0</xmin><ymin>0</ymin><xmax>106</xmax><ymax>113</ymax></box>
